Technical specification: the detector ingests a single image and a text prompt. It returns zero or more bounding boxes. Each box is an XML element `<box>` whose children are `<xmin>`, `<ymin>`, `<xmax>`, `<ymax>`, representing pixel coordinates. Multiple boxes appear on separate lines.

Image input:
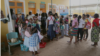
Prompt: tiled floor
<box><xmin>1</xmin><ymin>30</ymin><xmax>100</xmax><ymax>56</ymax></box>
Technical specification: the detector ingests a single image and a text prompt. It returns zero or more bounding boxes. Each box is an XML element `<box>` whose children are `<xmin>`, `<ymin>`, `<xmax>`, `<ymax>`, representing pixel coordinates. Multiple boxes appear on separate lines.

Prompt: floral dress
<box><xmin>54</xmin><ymin>18</ymin><xmax>60</xmax><ymax>34</ymax></box>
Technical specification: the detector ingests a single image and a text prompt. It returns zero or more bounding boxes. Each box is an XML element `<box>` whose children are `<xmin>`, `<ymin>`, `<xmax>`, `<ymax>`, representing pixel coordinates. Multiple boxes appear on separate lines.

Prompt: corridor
<box><xmin>2</xmin><ymin>30</ymin><xmax>100</xmax><ymax>56</ymax></box>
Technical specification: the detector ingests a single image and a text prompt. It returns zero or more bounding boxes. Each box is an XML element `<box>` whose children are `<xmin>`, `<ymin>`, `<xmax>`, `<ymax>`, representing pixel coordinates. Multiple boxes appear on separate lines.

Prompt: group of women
<box><xmin>67</xmin><ymin>13</ymin><xmax>100</xmax><ymax>47</ymax></box>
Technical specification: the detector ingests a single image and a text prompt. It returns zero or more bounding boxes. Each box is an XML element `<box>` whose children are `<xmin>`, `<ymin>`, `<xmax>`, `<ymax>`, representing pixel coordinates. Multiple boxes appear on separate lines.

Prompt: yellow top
<box><xmin>84</xmin><ymin>19</ymin><xmax>88</xmax><ymax>29</ymax></box>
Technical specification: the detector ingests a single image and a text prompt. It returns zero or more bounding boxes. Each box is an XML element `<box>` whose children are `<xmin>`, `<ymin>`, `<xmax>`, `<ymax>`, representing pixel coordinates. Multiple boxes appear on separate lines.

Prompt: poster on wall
<box><xmin>60</xmin><ymin>9</ymin><xmax>68</xmax><ymax>16</ymax></box>
<box><xmin>56</xmin><ymin>6</ymin><xmax>59</xmax><ymax>12</ymax></box>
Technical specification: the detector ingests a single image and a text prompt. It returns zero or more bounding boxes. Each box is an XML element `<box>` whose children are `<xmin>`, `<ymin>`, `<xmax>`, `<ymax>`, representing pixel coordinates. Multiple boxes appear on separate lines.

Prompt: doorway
<box><xmin>28</xmin><ymin>3</ymin><xmax>36</xmax><ymax>14</ymax></box>
<box><xmin>40</xmin><ymin>4</ymin><xmax>46</xmax><ymax>13</ymax></box>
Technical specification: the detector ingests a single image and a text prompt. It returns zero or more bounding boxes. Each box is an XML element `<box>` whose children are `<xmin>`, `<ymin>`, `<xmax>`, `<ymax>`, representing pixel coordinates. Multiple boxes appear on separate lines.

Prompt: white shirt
<box><xmin>78</xmin><ymin>19</ymin><xmax>85</xmax><ymax>28</ymax></box>
<box><xmin>38</xmin><ymin>16</ymin><xmax>41</xmax><ymax>21</ymax></box>
<box><xmin>47</xmin><ymin>16</ymin><xmax>54</xmax><ymax>25</ymax></box>
<box><xmin>28</xmin><ymin>15</ymin><xmax>33</xmax><ymax>20</ymax></box>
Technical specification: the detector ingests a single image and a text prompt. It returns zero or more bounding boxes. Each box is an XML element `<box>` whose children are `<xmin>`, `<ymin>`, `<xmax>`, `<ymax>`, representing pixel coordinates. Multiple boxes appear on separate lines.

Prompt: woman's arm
<box><xmin>31</xmin><ymin>28</ymin><xmax>37</xmax><ymax>34</ymax></box>
<box><xmin>94</xmin><ymin>22</ymin><xmax>98</xmax><ymax>27</ymax></box>
<box><xmin>47</xmin><ymin>20</ymin><xmax>49</xmax><ymax>28</ymax></box>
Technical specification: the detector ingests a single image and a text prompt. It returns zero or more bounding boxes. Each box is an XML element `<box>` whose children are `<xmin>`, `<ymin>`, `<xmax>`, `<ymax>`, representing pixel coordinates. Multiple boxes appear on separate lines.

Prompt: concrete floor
<box><xmin>1</xmin><ymin>30</ymin><xmax>100</xmax><ymax>56</ymax></box>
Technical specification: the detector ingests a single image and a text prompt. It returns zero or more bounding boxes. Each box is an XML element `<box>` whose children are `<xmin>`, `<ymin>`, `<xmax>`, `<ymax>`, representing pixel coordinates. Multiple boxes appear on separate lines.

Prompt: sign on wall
<box><xmin>60</xmin><ymin>9</ymin><xmax>68</xmax><ymax>15</ymax></box>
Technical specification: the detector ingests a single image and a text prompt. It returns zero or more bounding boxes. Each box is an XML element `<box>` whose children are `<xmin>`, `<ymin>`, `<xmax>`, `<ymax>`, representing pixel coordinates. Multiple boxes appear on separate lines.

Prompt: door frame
<box><xmin>40</xmin><ymin>4</ymin><xmax>46</xmax><ymax>13</ymax></box>
<box><xmin>28</xmin><ymin>2</ymin><xmax>36</xmax><ymax>14</ymax></box>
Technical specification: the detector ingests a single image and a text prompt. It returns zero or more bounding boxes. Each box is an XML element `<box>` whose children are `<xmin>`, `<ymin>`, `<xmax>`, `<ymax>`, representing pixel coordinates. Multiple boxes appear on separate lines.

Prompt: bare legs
<box><xmin>68</xmin><ymin>36</ymin><xmax>77</xmax><ymax>44</ymax></box>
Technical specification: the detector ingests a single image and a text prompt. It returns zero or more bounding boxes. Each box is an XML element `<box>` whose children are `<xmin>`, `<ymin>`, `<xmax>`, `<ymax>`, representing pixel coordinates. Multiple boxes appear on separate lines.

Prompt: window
<box><xmin>9</xmin><ymin>1</ymin><xmax>23</xmax><ymax>14</ymax></box>
<box><xmin>28</xmin><ymin>3</ymin><xmax>35</xmax><ymax>8</ymax></box>
<box><xmin>17</xmin><ymin>8</ymin><xmax>22</xmax><ymax>14</ymax></box>
<box><xmin>9</xmin><ymin>2</ymin><xmax>15</xmax><ymax>6</ymax></box>
<box><xmin>17</xmin><ymin>3</ymin><xmax>22</xmax><ymax>6</ymax></box>
<box><xmin>40</xmin><ymin>4</ymin><xmax>45</xmax><ymax>8</ymax></box>
<box><xmin>49</xmin><ymin>5</ymin><xmax>56</xmax><ymax>14</ymax></box>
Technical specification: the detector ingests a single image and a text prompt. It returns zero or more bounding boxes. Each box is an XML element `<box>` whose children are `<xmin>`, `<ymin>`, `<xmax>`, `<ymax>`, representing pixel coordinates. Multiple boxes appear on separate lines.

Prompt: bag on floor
<box><xmin>39</xmin><ymin>42</ymin><xmax>46</xmax><ymax>48</ymax></box>
<box><xmin>20</xmin><ymin>44</ymin><xmax>29</xmax><ymax>51</ymax></box>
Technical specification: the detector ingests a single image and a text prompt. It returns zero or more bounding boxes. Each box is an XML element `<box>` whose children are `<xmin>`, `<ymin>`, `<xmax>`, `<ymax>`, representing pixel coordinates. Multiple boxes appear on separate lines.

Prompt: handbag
<box><xmin>39</xmin><ymin>42</ymin><xmax>46</xmax><ymax>48</ymax></box>
<box><xmin>86</xmin><ymin>19</ymin><xmax>91</xmax><ymax>29</ymax></box>
<box><xmin>20</xmin><ymin>44</ymin><xmax>29</xmax><ymax>51</ymax></box>
<box><xmin>11</xmin><ymin>38</ymin><xmax>17</xmax><ymax>43</ymax></box>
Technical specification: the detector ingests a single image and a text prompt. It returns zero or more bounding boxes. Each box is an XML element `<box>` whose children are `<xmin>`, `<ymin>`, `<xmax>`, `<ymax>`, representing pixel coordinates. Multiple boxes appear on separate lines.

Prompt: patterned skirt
<box><xmin>71</xmin><ymin>28</ymin><xmax>78</xmax><ymax>36</ymax></box>
<box><xmin>91</xmin><ymin>27</ymin><xmax>99</xmax><ymax>42</ymax></box>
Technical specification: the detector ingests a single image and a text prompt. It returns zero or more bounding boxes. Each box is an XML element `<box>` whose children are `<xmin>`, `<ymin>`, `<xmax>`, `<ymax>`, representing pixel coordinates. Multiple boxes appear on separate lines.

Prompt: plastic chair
<box><xmin>6</xmin><ymin>32</ymin><xmax>22</xmax><ymax>55</ymax></box>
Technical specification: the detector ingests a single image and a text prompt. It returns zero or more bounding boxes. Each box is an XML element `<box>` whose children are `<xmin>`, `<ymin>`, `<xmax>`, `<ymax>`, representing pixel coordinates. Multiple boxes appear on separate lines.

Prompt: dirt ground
<box><xmin>1</xmin><ymin>30</ymin><xmax>100</xmax><ymax>56</ymax></box>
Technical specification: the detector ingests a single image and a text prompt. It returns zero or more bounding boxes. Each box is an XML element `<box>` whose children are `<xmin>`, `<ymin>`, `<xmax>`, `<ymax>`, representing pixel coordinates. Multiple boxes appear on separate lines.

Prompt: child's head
<box><xmin>61</xmin><ymin>15</ymin><xmax>64</xmax><ymax>19</ymax></box>
<box><xmin>86</xmin><ymin>14</ymin><xmax>90</xmax><ymax>18</ymax></box>
<box><xmin>35</xmin><ymin>13</ymin><xmax>38</xmax><ymax>17</ymax></box>
<box><xmin>73</xmin><ymin>14</ymin><xmax>78</xmax><ymax>18</ymax></box>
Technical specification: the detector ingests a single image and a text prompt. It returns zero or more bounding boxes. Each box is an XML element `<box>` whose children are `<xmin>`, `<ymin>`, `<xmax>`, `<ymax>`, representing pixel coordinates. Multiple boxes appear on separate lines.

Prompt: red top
<box><xmin>16</xmin><ymin>18</ymin><xmax>19</xmax><ymax>23</ymax></box>
<box><xmin>92</xmin><ymin>18</ymin><xmax>99</xmax><ymax>27</ymax></box>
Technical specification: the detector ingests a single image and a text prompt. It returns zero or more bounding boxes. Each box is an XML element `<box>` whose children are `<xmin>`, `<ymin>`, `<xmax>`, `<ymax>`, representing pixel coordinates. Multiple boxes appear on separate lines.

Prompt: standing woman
<box><xmin>83</xmin><ymin>14</ymin><xmax>90</xmax><ymax>40</ymax></box>
<box><xmin>77</xmin><ymin>15</ymin><xmax>85</xmax><ymax>41</ymax></box>
<box><xmin>91</xmin><ymin>14</ymin><xmax>100</xmax><ymax>46</ymax></box>
<box><xmin>68</xmin><ymin>14</ymin><xmax>78</xmax><ymax>44</ymax></box>
<box><xmin>65</xmin><ymin>17</ymin><xmax>69</xmax><ymax>36</ymax></box>
<box><xmin>41</xmin><ymin>13</ymin><xmax>46</xmax><ymax>35</ymax></box>
<box><xmin>9</xmin><ymin>9</ymin><xmax>17</xmax><ymax>32</ymax></box>
<box><xmin>47</xmin><ymin>11</ymin><xmax>55</xmax><ymax>41</ymax></box>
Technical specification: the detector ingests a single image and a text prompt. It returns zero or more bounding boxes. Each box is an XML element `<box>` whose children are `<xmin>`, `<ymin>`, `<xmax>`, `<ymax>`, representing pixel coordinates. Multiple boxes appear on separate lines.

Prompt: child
<box><xmin>29</xmin><ymin>19</ymin><xmax>41</xmax><ymax>56</ymax></box>
<box><xmin>54</xmin><ymin>14</ymin><xmax>60</xmax><ymax>40</ymax></box>
<box><xmin>18</xmin><ymin>23</ymin><xmax>25</xmax><ymax>41</ymax></box>
<box><xmin>23</xmin><ymin>23</ymin><xmax>31</xmax><ymax>48</ymax></box>
<box><xmin>60</xmin><ymin>21</ymin><xmax>65</xmax><ymax>38</ymax></box>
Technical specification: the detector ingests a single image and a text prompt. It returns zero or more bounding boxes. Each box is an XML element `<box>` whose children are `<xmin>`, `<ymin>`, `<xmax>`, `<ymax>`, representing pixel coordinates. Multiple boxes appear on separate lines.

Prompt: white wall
<box><xmin>71</xmin><ymin>0</ymin><xmax>100</xmax><ymax>6</ymax></box>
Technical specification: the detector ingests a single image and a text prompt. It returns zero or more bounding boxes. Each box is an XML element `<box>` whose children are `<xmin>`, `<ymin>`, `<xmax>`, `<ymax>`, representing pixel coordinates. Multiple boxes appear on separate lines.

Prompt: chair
<box><xmin>6</xmin><ymin>32</ymin><xmax>22</xmax><ymax>55</ymax></box>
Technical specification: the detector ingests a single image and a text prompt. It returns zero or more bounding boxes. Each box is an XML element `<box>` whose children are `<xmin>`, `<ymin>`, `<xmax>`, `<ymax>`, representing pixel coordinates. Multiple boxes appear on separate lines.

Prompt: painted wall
<box><xmin>25</xmin><ymin>0</ymin><xmax>69</xmax><ymax>15</ymax></box>
<box><xmin>1</xmin><ymin>0</ymin><xmax>69</xmax><ymax>47</ymax></box>
<box><xmin>1</xmin><ymin>0</ymin><xmax>9</xmax><ymax>47</ymax></box>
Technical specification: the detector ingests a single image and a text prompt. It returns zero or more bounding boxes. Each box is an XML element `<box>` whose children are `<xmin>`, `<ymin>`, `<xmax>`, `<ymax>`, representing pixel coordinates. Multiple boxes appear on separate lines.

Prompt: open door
<box><xmin>28</xmin><ymin>3</ymin><xmax>36</xmax><ymax>14</ymax></box>
<box><xmin>40</xmin><ymin>4</ymin><xmax>46</xmax><ymax>13</ymax></box>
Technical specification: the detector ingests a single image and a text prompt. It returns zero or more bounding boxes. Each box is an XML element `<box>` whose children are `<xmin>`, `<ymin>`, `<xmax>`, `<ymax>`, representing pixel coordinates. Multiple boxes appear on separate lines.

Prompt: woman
<box><xmin>83</xmin><ymin>14</ymin><xmax>90</xmax><ymax>40</ymax></box>
<box><xmin>65</xmin><ymin>17</ymin><xmax>69</xmax><ymax>36</ymax></box>
<box><xmin>8</xmin><ymin>9</ymin><xmax>17</xmax><ymax>32</ymax></box>
<box><xmin>28</xmin><ymin>12</ymin><xmax>33</xmax><ymax>20</ymax></box>
<box><xmin>91</xmin><ymin>14</ymin><xmax>100</xmax><ymax>46</ymax></box>
<box><xmin>68</xmin><ymin>14</ymin><xmax>78</xmax><ymax>44</ymax></box>
<box><xmin>47</xmin><ymin>11</ymin><xmax>55</xmax><ymax>41</ymax></box>
<box><xmin>41</xmin><ymin>13</ymin><xmax>46</xmax><ymax>35</ymax></box>
<box><xmin>77</xmin><ymin>15</ymin><xmax>85</xmax><ymax>41</ymax></box>
<box><xmin>15</xmin><ymin>14</ymin><xmax>19</xmax><ymax>34</ymax></box>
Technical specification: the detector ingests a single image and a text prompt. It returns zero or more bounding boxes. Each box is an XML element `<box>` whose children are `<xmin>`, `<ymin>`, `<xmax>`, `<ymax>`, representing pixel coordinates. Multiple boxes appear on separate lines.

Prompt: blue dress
<box><xmin>24</xmin><ymin>36</ymin><xmax>29</xmax><ymax>47</ymax></box>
